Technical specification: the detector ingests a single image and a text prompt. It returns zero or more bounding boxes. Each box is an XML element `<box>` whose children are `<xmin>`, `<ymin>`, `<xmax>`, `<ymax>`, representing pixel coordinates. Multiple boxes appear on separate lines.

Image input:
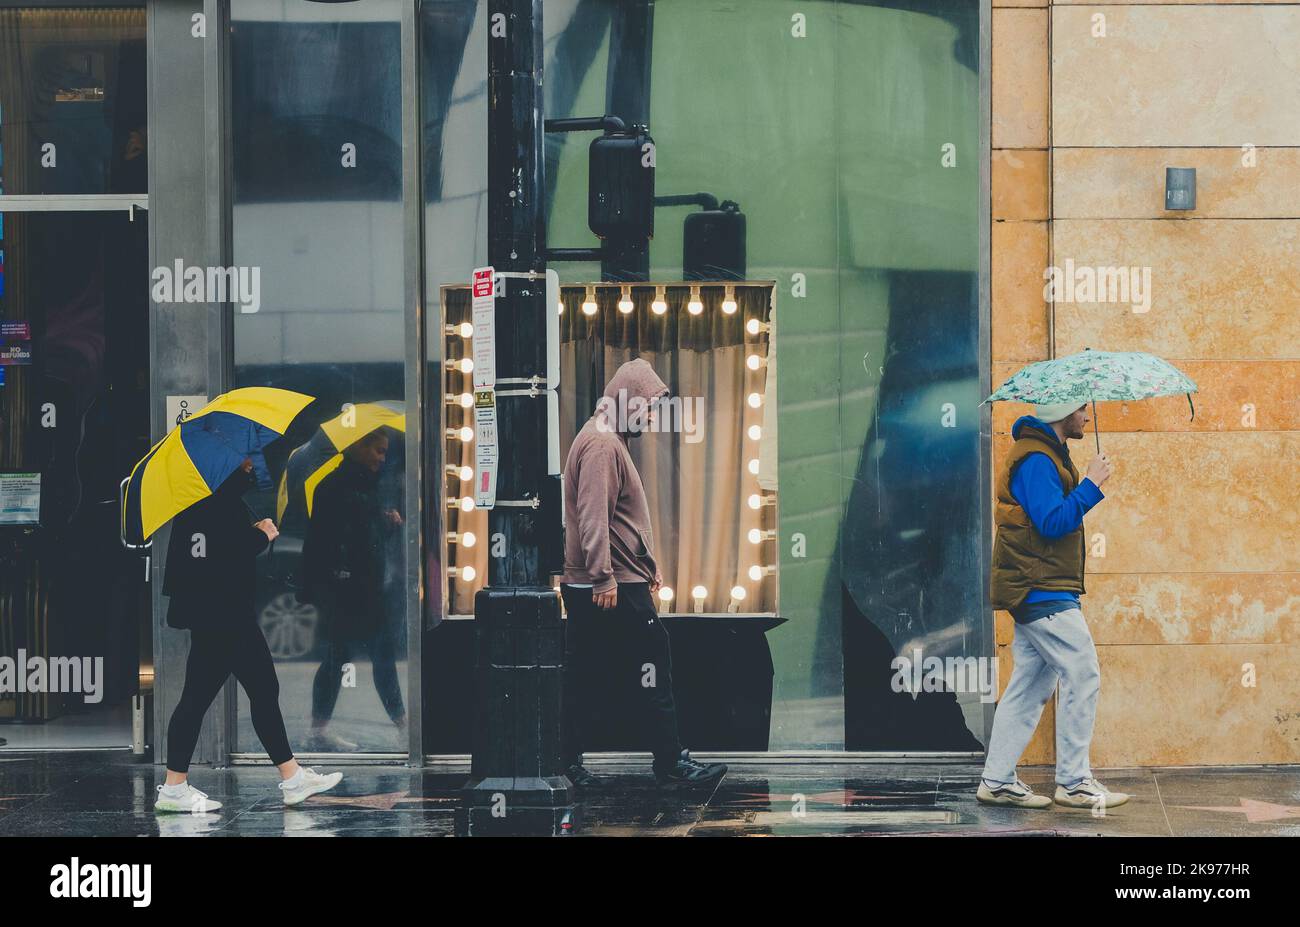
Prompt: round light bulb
<box><xmin>730</xmin><ymin>586</ymin><xmax>747</xmax><ymax>601</ymax></box>
<box><xmin>748</xmin><ymin>528</ymin><xmax>763</xmax><ymax>544</ymax></box>
<box><xmin>746</xmin><ymin>318</ymin><xmax>761</xmax><ymax>335</ymax></box>
<box><xmin>459</xmin><ymin>496</ymin><xmax>476</xmax><ymax>513</ymax></box>
<box><xmin>721</xmin><ymin>298</ymin><xmax>737</xmax><ymax>315</ymax></box>
<box><xmin>461</xmin><ymin>531</ymin><xmax>477</xmax><ymax>548</ymax></box>
<box><xmin>457</xmin><ymin>465</ymin><xmax>473</xmax><ymax>481</ymax></box>
<box><xmin>459</xmin><ymin>393</ymin><xmax>474</xmax><ymax>408</ymax></box>
<box><xmin>748</xmin><ymin>494</ymin><xmax>762</xmax><ymax>510</ymax></box>
<box><xmin>461</xmin><ymin>565</ymin><xmax>477</xmax><ymax>583</ymax></box>
<box><xmin>459</xmin><ymin>358</ymin><xmax>474</xmax><ymax>374</ymax></box>
<box><xmin>748</xmin><ymin>564</ymin><xmax>763</xmax><ymax>582</ymax></box>
<box><xmin>691</xmin><ymin>585</ymin><xmax>707</xmax><ymax>599</ymax></box>
<box><xmin>746</xmin><ymin>354</ymin><xmax>763</xmax><ymax>371</ymax></box>
<box><xmin>687</xmin><ymin>298</ymin><xmax>703</xmax><ymax>315</ymax></box>
<box><xmin>748</xmin><ymin>458</ymin><xmax>760</xmax><ymax>475</ymax></box>
<box><xmin>748</xmin><ymin>424</ymin><xmax>762</xmax><ymax>441</ymax></box>
<box><xmin>459</xmin><ymin>322</ymin><xmax>474</xmax><ymax>338</ymax></box>
<box><xmin>658</xmin><ymin>586</ymin><xmax>674</xmax><ymax>602</ymax></box>
<box><xmin>651</xmin><ymin>298</ymin><xmax>667</xmax><ymax>315</ymax></box>
<box><xmin>458</xmin><ymin>426</ymin><xmax>474</xmax><ymax>442</ymax></box>
<box><xmin>747</xmin><ymin>392</ymin><xmax>762</xmax><ymax>409</ymax></box>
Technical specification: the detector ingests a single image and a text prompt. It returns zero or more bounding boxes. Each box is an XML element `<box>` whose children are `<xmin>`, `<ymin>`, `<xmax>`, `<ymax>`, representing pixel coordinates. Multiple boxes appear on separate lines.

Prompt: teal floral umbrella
<box><xmin>985</xmin><ymin>349</ymin><xmax>1198</xmax><ymax>451</ymax></box>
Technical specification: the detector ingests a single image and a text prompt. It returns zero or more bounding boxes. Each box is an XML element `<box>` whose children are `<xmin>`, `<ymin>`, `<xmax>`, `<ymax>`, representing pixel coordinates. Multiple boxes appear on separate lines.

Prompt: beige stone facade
<box><xmin>991</xmin><ymin>1</ymin><xmax>1300</xmax><ymax>766</ymax></box>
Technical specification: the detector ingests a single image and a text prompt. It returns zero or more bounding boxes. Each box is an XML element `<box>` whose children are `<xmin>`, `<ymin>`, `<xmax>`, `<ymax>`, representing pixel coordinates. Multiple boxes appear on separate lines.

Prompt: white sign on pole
<box><xmin>473</xmin><ymin>389</ymin><xmax>498</xmax><ymax>510</ymax></box>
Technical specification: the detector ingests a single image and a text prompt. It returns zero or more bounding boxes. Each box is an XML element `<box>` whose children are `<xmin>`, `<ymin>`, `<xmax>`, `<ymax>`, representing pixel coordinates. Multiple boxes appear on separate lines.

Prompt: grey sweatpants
<box><xmin>981</xmin><ymin>607</ymin><xmax>1101</xmax><ymax>788</ymax></box>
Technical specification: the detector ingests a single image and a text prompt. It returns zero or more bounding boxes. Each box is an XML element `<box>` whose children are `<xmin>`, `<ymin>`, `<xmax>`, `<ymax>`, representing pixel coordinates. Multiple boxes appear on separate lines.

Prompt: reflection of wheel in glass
<box><xmin>259</xmin><ymin>593</ymin><xmax>318</xmax><ymax>659</ymax></box>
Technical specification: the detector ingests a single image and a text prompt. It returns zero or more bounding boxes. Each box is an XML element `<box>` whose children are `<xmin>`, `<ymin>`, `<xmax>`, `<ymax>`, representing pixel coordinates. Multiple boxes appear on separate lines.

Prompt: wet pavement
<box><xmin>1</xmin><ymin>751</ymin><xmax>1298</xmax><ymax>836</ymax></box>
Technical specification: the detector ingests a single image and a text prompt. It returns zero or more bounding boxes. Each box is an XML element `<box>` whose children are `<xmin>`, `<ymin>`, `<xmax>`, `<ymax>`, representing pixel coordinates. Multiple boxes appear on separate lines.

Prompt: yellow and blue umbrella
<box><xmin>122</xmin><ymin>387</ymin><xmax>315</xmax><ymax>544</ymax></box>
<box><xmin>276</xmin><ymin>400</ymin><xmax>405</xmax><ymax>521</ymax></box>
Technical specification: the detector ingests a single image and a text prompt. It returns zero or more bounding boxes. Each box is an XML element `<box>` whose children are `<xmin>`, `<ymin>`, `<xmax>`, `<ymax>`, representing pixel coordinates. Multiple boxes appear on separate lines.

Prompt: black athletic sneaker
<box><xmin>654</xmin><ymin>750</ymin><xmax>727</xmax><ymax>789</ymax></box>
<box><xmin>566</xmin><ymin>763</ymin><xmax>603</xmax><ymax>789</ymax></box>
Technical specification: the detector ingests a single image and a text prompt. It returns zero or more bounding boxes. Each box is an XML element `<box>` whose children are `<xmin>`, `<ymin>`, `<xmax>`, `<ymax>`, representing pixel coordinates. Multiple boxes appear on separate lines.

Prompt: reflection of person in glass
<box><xmin>560</xmin><ymin>359</ymin><xmax>727</xmax><ymax>789</ymax></box>
<box><xmin>157</xmin><ymin>460</ymin><xmax>343</xmax><ymax>813</ymax></box>
<box><xmin>300</xmin><ymin>430</ymin><xmax>405</xmax><ymax>752</ymax></box>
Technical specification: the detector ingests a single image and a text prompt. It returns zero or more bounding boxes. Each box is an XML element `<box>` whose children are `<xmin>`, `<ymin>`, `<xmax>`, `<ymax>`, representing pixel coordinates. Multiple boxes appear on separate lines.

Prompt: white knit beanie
<box><xmin>1034</xmin><ymin>401</ymin><xmax>1086</xmax><ymax>424</ymax></box>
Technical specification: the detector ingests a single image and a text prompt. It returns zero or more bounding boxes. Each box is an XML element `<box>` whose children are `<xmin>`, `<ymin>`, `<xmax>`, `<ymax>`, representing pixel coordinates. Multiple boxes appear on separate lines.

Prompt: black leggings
<box><xmin>166</xmin><ymin>622</ymin><xmax>294</xmax><ymax>773</ymax></box>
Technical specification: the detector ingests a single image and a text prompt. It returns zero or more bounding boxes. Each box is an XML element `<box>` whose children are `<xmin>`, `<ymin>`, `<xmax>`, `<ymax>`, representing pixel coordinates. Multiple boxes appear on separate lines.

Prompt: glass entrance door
<box><xmin>0</xmin><ymin>5</ymin><xmax>149</xmax><ymax>750</ymax></box>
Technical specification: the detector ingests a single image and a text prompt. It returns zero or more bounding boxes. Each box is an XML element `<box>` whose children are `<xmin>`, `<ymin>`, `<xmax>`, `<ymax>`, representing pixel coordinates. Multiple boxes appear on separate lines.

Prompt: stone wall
<box><xmin>990</xmin><ymin>0</ymin><xmax>1300</xmax><ymax>766</ymax></box>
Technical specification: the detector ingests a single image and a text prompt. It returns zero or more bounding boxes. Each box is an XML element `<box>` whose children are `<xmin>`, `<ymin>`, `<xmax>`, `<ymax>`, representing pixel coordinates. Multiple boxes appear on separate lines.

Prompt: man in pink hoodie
<box><xmin>561</xmin><ymin>358</ymin><xmax>727</xmax><ymax>789</ymax></box>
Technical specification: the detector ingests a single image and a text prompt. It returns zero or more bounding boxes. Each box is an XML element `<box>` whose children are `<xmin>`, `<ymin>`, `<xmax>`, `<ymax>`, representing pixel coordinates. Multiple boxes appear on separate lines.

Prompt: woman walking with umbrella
<box><xmin>123</xmin><ymin>388</ymin><xmax>343</xmax><ymax>812</ymax></box>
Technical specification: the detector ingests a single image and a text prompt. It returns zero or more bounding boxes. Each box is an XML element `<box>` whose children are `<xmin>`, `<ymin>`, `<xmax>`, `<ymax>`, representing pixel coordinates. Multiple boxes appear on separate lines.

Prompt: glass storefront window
<box><xmin>0</xmin><ymin>8</ymin><xmax>146</xmax><ymax>196</ymax></box>
<box><xmin>421</xmin><ymin>0</ymin><xmax>986</xmax><ymax>752</ymax></box>
<box><xmin>230</xmin><ymin>0</ymin><xmax>409</xmax><ymax>755</ymax></box>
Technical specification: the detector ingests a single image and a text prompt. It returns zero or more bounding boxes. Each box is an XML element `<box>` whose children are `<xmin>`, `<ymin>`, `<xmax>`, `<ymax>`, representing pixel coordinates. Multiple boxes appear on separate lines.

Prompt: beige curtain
<box><xmin>559</xmin><ymin>283</ymin><xmax>775</xmax><ymax>615</ymax></box>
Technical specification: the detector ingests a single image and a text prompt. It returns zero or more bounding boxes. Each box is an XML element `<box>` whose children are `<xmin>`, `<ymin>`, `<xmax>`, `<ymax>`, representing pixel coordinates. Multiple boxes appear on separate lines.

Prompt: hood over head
<box><xmin>595</xmin><ymin>358</ymin><xmax>670</xmax><ymax>436</ymax></box>
<box><xmin>602</xmin><ymin>357</ymin><xmax>669</xmax><ymax>403</ymax></box>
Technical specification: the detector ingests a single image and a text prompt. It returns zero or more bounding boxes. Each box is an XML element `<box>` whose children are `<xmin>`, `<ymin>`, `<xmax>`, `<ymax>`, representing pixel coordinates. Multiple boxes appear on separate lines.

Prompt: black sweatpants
<box><xmin>561</xmin><ymin>582</ymin><xmax>682</xmax><ymax>770</ymax></box>
<box><xmin>166</xmin><ymin>621</ymin><xmax>293</xmax><ymax>773</ymax></box>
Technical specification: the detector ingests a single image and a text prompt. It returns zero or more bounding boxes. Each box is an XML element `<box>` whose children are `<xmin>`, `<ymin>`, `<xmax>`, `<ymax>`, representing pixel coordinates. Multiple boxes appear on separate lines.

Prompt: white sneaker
<box><xmin>280</xmin><ymin>767</ymin><xmax>343</xmax><ymax>806</ymax></box>
<box><xmin>155</xmin><ymin>782</ymin><xmax>223</xmax><ymax>814</ymax></box>
<box><xmin>976</xmin><ymin>777</ymin><xmax>1052</xmax><ymax>809</ymax></box>
<box><xmin>1055</xmin><ymin>778</ymin><xmax>1131</xmax><ymax>809</ymax></box>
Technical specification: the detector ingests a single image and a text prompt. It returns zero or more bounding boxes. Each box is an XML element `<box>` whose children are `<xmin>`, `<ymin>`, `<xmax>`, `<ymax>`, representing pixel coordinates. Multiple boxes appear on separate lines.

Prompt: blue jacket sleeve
<box><xmin>1010</xmin><ymin>453</ymin><xmax>1104</xmax><ymax>540</ymax></box>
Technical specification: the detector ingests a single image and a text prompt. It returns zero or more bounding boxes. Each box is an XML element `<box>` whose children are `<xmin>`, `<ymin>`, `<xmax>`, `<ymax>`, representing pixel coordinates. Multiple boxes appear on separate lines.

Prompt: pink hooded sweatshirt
<box><xmin>562</xmin><ymin>358</ymin><xmax>669</xmax><ymax>594</ymax></box>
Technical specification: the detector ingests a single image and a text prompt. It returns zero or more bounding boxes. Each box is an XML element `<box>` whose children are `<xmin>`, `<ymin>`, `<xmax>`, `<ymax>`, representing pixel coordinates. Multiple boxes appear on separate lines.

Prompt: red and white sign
<box><xmin>471</xmin><ymin>266</ymin><xmax>496</xmax><ymax>390</ymax></box>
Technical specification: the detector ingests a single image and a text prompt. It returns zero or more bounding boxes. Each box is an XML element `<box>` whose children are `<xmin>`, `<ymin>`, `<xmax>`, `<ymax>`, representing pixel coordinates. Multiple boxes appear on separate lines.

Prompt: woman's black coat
<box><xmin>162</xmin><ymin>470</ymin><xmax>269</xmax><ymax>632</ymax></box>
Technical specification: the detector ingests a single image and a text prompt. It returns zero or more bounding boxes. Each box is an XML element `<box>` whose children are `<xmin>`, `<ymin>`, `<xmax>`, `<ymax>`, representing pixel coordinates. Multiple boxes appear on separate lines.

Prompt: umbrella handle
<box><xmin>1092</xmin><ymin>397</ymin><xmax>1101</xmax><ymax>455</ymax></box>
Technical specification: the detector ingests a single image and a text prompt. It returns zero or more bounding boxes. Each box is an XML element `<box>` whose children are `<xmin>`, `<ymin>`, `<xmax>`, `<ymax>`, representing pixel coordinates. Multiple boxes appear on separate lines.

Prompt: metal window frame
<box><xmin>400</xmin><ymin>0</ymin><xmax>426</xmax><ymax>767</ymax></box>
<box><xmin>978</xmin><ymin>0</ymin><xmax>994</xmax><ymax>748</ymax></box>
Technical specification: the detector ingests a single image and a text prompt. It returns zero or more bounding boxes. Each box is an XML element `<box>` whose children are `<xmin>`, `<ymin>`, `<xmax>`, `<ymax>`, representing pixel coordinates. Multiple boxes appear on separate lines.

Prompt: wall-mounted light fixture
<box><xmin>1165</xmin><ymin>167</ymin><xmax>1196</xmax><ymax>211</ymax></box>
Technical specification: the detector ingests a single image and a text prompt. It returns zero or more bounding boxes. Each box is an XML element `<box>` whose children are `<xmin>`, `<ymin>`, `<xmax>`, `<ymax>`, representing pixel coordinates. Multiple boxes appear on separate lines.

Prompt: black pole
<box><xmin>461</xmin><ymin>0</ymin><xmax>571</xmax><ymax>835</ymax></box>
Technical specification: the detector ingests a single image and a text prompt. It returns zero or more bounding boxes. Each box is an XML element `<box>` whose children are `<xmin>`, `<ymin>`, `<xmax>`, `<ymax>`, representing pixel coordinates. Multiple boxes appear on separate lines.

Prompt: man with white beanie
<box><xmin>977</xmin><ymin>401</ymin><xmax>1131</xmax><ymax>811</ymax></box>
